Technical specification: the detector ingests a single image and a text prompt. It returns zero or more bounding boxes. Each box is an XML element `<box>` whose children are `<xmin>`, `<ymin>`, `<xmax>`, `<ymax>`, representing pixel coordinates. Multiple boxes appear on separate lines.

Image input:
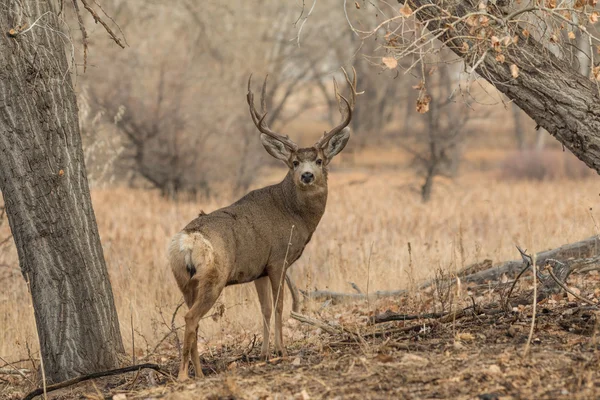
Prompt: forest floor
<box><xmin>5</xmin><ymin>268</ymin><xmax>600</xmax><ymax>400</ymax></box>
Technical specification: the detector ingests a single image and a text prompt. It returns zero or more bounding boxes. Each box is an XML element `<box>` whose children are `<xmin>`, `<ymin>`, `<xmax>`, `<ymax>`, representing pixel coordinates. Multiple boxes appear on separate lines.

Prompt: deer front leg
<box><xmin>268</xmin><ymin>268</ymin><xmax>287</xmax><ymax>357</ymax></box>
<box><xmin>254</xmin><ymin>276</ymin><xmax>272</xmax><ymax>359</ymax></box>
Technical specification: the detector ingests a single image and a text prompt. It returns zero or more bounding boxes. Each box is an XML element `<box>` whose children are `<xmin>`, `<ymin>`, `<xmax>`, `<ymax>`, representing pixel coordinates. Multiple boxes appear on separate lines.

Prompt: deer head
<box><xmin>247</xmin><ymin>68</ymin><xmax>358</xmax><ymax>190</ymax></box>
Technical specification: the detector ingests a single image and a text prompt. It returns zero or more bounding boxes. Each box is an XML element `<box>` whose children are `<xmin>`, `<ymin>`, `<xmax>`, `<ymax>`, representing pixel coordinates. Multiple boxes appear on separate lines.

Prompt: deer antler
<box><xmin>247</xmin><ymin>74</ymin><xmax>298</xmax><ymax>151</ymax></box>
<box><xmin>315</xmin><ymin>67</ymin><xmax>358</xmax><ymax>149</ymax></box>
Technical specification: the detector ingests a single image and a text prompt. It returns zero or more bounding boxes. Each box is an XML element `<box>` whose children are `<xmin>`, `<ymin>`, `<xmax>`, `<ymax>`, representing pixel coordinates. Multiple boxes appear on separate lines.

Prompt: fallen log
<box><xmin>461</xmin><ymin>236</ymin><xmax>599</xmax><ymax>284</ymax></box>
<box><xmin>298</xmin><ymin>236</ymin><xmax>599</xmax><ymax>305</ymax></box>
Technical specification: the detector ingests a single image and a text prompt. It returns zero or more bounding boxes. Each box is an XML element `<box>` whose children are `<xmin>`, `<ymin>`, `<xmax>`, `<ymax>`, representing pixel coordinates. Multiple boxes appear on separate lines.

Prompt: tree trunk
<box><xmin>406</xmin><ymin>0</ymin><xmax>600</xmax><ymax>173</ymax></box>
<box><xmin>421</xmin><ymin>168</ymin><xmax>435</xmax><ymax>202</ymax></box>
<box><xmin>0</xmin><ymin>0</ymin><xmax>124</xmax><ymax>383</ymax></box>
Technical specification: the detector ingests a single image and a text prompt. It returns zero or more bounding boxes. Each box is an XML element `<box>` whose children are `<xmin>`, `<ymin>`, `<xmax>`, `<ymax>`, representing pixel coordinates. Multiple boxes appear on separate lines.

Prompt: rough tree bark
<box><xmin>404</xmin><ymin>0</ymin><xmax>600</xmax><ymax>173</ymax></box>
<box><xmin>0</xmin><ymin>0</ymin><xmax>124</xmax><ymax>382</ymax></box>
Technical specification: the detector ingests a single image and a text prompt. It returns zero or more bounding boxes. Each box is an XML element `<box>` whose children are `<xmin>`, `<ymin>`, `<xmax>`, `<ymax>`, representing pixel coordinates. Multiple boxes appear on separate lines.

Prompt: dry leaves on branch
<box><xmin>592</xmin><ymin>65</ymin><xmax>600</xmax><ymax>80</ymax></box>
<box><xmin>383</xmin><ymin>57</ymin><xmax>398</xmax><ymax>69</ymax></box>
<box><xmin>400</xmin><ymin>4</ymin><xmax>412</xmax><ymax>17</ymax></box>
<box><xmin>416</xmin><ymin>94</ymin><xmax>432</xmax><ymax>114</ymax></box>
<box><xmin>590</xmin><ymin>12</ymin><xmax>599</xmax><ymax>23</ymax></box>
<box><xmin>510</xmin><ymin>64</ymin><xmax>519</xmax><ymax>78</ymax></box>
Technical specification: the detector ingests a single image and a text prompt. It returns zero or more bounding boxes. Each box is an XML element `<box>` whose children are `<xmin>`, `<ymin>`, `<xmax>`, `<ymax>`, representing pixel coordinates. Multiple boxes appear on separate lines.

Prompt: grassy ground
<box><xmin>1</xmin><ymin>153</ymin><xmax>600</xmax><ymax>398</ymax></box>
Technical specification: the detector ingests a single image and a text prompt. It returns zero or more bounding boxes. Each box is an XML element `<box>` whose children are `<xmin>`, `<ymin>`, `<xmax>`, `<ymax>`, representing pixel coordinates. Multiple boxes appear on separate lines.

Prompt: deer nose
<box><xmin>301</xmin><ymin>172</ymin><xmax>314</xmax><ymax>183</ymax></box>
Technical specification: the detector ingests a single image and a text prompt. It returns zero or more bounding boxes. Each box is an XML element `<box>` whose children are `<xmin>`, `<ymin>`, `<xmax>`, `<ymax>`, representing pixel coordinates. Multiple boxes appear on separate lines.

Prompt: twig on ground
<box><xmin>0</xmin><ymin>355</ymin><xmax>31</xmax><ymax>383</ymax></box>
<box><xmin>504</xmin><ymin>261</ymin><xmax>530</xmax><ymax>309</ymax></box>
<box><xmin>523</xmin><ymin>253</ymin><xmax>538</xmax><ymax>358</ymax></box>
<box><xmin>369</xmin><ymin>310</ymin><xmax>448</xmax><ymax>324</ymax></box>
<box><xmin>22</xmin><ymin>363</ymin><xmax>170</xmax><ymax>400</ymax></box>
<box><xmin>291</xmin><ymin>311</ymin><xmax>360</xmax><ymax>340</ymax></box>
<box><xmin>291</xmin><ymin>311</ymin><xmax>341</xmax><ymax>335</ymax></box>
<box><xmin>545</xmin><ymin>265</ymin><xmax>598</xmax><ymax>307</ymax></box>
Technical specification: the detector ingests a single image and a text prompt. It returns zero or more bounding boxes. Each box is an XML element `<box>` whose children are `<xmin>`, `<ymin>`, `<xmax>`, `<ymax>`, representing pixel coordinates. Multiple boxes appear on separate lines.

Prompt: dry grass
<box><xmin>1</xmin><ymin>163</ymin><xmax>599</xmax><ymax>365</ymax></box>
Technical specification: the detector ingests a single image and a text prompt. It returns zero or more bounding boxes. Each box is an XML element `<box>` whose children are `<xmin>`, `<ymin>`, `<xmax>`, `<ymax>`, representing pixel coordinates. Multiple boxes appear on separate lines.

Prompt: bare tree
<box><xmin>0</xmin><ymin>0</ymin><xmax>124</xmax><ymax>382</ymax></box>
<box><xmin>403</xmin><ymin>62</ymin><xmax>471</xmax><ymax>202</ymax></box>
<box><xmin>347</xmin><ymin>0</ymin><xmax>600</xmax><ymax>171</ymax></box>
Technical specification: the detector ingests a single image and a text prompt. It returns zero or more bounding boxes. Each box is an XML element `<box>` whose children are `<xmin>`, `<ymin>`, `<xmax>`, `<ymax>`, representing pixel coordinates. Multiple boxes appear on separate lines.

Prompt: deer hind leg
<box><xmin>179</xmin><ymin>269</ymin><xmax>225</xmax><ymax>381</ymax></box>
<box><xmin>254</xmin><ymin>276</ymin><xmax>272</xmax><ymax>359</ymax></box>
<box><xmin>268</xmin><ymin>268</ymin><xmax>288</xmax><ymax>357</ymax></box>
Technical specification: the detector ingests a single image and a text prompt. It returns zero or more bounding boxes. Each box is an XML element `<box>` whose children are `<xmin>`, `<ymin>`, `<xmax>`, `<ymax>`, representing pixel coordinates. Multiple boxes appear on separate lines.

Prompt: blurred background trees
<box><xmin>75</xmin><ymin>0</ymin><xmax>593</xmax><ymax>201</ymax></box>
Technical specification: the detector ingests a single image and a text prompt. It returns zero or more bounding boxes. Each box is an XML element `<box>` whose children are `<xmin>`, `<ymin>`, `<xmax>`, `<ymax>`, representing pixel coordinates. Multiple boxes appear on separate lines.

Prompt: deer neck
<box><xmin>279</xmin><ymin>171</ymin><xmax>328</xmax><ymax>233</ymax></box>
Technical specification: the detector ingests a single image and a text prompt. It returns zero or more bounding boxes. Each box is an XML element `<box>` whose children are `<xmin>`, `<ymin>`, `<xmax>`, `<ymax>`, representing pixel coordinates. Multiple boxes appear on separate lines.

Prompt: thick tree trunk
<box><xmin>0</xmin><ymin>0</ymin><xmax>124</xmax><ymax>383</ymax></box>
<box><xmin>405</xmin><ymin>0</ymin><xmax>600</xmax><ymax>173</ymax></box>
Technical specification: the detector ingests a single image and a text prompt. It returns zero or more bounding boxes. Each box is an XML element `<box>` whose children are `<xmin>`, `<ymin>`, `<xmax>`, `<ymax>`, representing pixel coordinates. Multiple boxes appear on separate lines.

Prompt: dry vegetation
<box><xmin>2</xmin><ymin>150</ymin><xmax>600</xmax><ymax>397</ymax></box>
<box><xmin>4</xmin><ymin>0</ymin><xmax>600</xmax><ymax>398</ymax></box>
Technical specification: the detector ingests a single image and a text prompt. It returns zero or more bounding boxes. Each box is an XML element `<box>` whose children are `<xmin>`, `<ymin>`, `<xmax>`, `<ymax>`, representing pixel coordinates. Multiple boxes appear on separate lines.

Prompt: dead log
<box><xmin>300</xmin><ymin>236</ymin><xmax>599</xmax><ymax>305</ymax></box>
<box><xmin>461</xmin><ymin>236</ymin><xmax>599</xmax><ymax>284</ymax></box>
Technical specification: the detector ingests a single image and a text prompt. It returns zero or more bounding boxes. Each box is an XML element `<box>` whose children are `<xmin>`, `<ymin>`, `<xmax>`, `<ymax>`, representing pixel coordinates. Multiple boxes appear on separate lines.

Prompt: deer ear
<box><xmin>323</xmin><ymin>127</ymin><xmax>350</xmax><ymax>163</ymax></box>
<box><xmin>261</xmin><ymin>134</ymin><xmax>292</xmax><ymax>164</ymax></box>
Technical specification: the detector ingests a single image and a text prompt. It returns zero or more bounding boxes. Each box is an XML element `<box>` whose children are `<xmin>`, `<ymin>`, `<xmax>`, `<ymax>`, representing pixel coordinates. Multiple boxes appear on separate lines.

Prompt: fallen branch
<box><xmin>545</xmin><ymin>263</ymin><xmax>599</xmax><ymax>307</ymax></box>
<box><xmin>0</xmin><ymin>368</ymin><xmax>29</xmax><ymax>377</ymax></box>
<box><xmin>23</xmin><ymin>363</ymin><xmax>170</xmax><ymax>400</ymax></box>
<box><xmin>462</xmin><ymin>236</ymin><xmax>599</xmax><ymax>284</ymax></box>
<box><xmin>369</xmin><ymin>310</ymin><xmax>447</xmax><ymax>324</ymax></box>
<box><xmin>300</xmin><ymin>236</ymin><xmax>599</xmax><ymax>304</ymax></box>
<box><xmin>300</xmin><ymin>288</ymin><xmax>407</xmax><ymax>304</ymax></box>
<box><xmin>290</xmin><ymin>311</ymin><xmax>342</xmax><ymax>335</ymax></box>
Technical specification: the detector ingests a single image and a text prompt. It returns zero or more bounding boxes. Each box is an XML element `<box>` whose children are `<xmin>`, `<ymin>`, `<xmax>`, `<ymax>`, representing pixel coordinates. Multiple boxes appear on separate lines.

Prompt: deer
<box><xmin>168</xmin><ymin>68</ymin><xmax>358</xmax><ymax>381</ymax></box>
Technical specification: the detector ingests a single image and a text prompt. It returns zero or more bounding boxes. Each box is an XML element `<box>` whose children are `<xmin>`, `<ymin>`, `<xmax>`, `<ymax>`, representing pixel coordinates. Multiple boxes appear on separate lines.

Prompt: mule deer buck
<box><xmin>168</xmin><ymin>68</ymin><xmax>358</xmax><ymax>381</ymax></box>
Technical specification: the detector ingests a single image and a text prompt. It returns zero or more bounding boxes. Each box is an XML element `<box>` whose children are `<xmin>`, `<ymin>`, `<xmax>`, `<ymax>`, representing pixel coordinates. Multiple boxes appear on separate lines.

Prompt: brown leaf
<box><xmin>592</xmin><ymin>65</ymin><xmax>600</xmax><ymax>80</ymax></box>
<box><xmin>590</xmin><ymin>11</ymin><xmax>599</xmax><ymax>23</ymax></box>
<box><xmin>355</xmin><ymin>1</ymin><xmax>360</xmax><ymax>9</ymax></box>
<box><xmin>496</xmin><ymin>54</ymin><xmax>506</xmax><ymax>63</ymax></box>
<box><xmin>522</xmin><ymin>29</ymin><xmax>530</xmax><ymax>38</ymax></box>
<box><xmin>412</xmin><ymin>80</ymin><xmax>425</xmax><ymax>90</ymax></box>
<box><xmin>375</xmin><ymin>353</ymin><xmax>395</xmax><ymax>363</ymax></box>
<box><xmin>491</xmin><ymin>35</ymin><xmax>501</xmax><ymax>52</ymax></box>
<box><xmin>382</xmin><ymin>56</ymin><xmax>398</xmax><ymax>69</ymax></box>
<box><xmin>568</xmin><ymin>31</ymin><xmax>576</xmax><ymax>40</ymax></box>
<box><xmin>510</xmin><ymin>64</ymin><xmax>519</xmax><ymax>78</ymax></box>
<box><xmin>400</xmin><ymin>3</ymin><xmax>412</xmax><ymax>16</ymax></box>
<box><xmin>461</xmin><ymin>42</ymin><xmax>470</xmax><ymax>53</ymax></box>
<box><xmin>416</xmin><ymin>94</ymin><xmax>431</xmax><ymax>114</ymax></box>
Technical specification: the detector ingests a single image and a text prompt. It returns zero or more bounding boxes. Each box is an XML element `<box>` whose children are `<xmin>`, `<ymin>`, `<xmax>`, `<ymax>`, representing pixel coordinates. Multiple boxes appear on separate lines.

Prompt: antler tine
<box><xmin>315</xmin><ymin>67</ymin><xmax>357</xmax><ymax>148</ymax></box>
<box><xmin>261</xmin><ymin>75</ymin><xmax>268</xmax><ymax>114</ymax></box>
<box><xmin>247</xmin><ymin>73</ymin><xmax>298</xmax><ymax>151</ymax></box>
<box><xmin>247</xmin><ymin>74</ymin><xmax>261</xmax><ymax>126</ymax></box>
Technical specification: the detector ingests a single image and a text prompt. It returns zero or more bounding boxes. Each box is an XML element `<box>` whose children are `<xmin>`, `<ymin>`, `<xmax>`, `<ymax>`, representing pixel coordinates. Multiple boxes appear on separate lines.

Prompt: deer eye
<box><xmin>292</xmin><ymin>160</ymin><xmax>299</xmax><ymax>168</ymax></box>
<box><xmin>316</xmin><ymin>159</ymin><xmax>323</xmax><ymax>166</ymax></box>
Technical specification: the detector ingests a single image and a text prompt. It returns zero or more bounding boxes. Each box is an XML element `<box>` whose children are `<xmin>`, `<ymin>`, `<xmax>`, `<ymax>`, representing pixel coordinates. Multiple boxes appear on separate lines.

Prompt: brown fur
<box><xmin>169</xmin><ymin>71</ymin><xmax>355</xmax><ymax>381</ymax></box>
